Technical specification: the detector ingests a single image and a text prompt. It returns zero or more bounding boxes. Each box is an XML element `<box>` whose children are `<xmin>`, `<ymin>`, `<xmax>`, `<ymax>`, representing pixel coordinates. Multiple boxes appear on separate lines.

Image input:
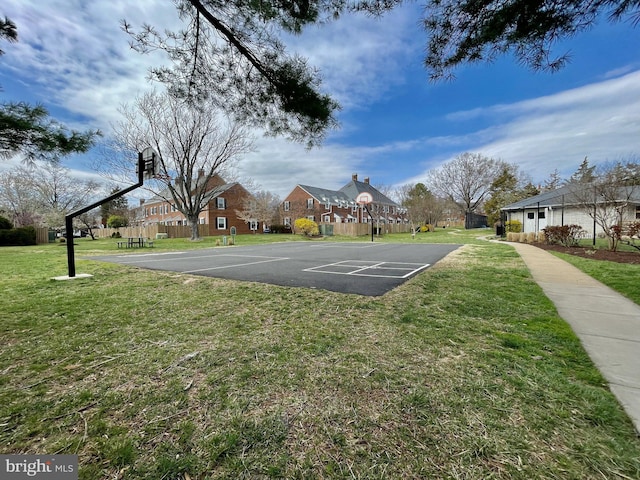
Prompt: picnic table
<box><xmin>116</xmin><ymin>237</ymin><xmax>154</xmax><ymax>249</ymax></box>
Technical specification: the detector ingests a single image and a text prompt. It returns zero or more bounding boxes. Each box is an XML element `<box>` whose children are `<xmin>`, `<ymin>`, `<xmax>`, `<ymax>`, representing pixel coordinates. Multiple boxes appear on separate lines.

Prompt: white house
<box><xmin>501</xmin><ymin>184</ymin><xmax>640</xmax><ymax>236</ymax></box>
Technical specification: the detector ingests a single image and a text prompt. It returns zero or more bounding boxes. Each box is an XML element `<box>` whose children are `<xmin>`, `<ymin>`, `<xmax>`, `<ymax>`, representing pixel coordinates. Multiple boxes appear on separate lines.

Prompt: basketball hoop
<box><xmin>356</xmin><ymin>192</ymin><xmax>373</xmax><ymax>205</ymax></box>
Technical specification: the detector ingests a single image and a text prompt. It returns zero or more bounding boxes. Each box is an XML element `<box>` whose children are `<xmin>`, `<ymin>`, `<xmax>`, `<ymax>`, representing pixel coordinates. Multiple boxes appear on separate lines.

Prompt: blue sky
<box><xmin>2</xmin><ymin>1</ymin><xmax>640</xmax><ymax>202</ymax></box>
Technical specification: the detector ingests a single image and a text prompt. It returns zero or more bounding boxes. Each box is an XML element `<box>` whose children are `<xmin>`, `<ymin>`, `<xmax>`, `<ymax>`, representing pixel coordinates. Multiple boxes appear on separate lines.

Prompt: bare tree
<box><xmin>0</xmin><ymin>167</ymin><xmax>41</xmax><ymax>227</ymax></box>
<box><xmin>235</xmin><ymin>190</ymin><xmax>281</xmax><ymax>233</ymax></box>
<box><xmin>427</xmin><ymin>152</ymin><xmax>506</xmax><ymax>228</ymax></box>
<box><xmin>77</xmin><ymin>209</ymin><xmax>101</xmax><ymax>240</ymax></box>
<box><xmin>108</xmin><ymin>91</ymin><xmax>253</xmax><ymax>240</ymax></box>
<box><xmin>0</xmin><ymin>162</ymin><xmax>99</xmax><ymax>228</ymax></box>
<box><xmin>397</xmin><ymin>183</ymin><xmax>446</xmax><ymax>232</ymax></box>
<box><xmin>30</xmin><ymin>162</ymin><xmax>100</xmax><ymax>228</ymax></box>
<box><xmin>569</xmin><ymin>159</ymin><xmax>640</xmax><ymax>251</ymax></box>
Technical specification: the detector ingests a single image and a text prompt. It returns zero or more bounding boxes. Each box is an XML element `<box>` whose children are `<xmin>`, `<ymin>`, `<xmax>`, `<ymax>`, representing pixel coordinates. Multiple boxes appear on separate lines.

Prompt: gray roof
<box><xmin>298</xmin><ymin>185</ymin><xmax>354</xmax><ymax>206</ymax></box>
<box><xmin>502</xmin><ymin>184</ymin><xmax>640</xmax><ymax>211</ymax></box>
<box><xmin>297</xmin><ymin>180</ymin><xmax>400</xmax><ymax>207</ymax></box>
<box><xmin>338</xmin><ymin>180</ymin><xmax>399</xmax><ymax>206</ymax></box>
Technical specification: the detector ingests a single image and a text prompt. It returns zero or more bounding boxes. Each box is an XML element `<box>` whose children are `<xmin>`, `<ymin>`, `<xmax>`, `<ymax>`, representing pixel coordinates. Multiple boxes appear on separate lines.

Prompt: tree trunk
<box><xmin>187</xmin><ymin>214</ymin><xmax>201</xmax><ymax>240</ymax></box>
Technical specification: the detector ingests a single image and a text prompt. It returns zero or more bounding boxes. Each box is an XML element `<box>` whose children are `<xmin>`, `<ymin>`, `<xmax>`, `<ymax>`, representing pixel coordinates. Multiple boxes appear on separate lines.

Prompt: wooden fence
<box><xmin>93</xmin><ymin>224</ymin><xmax>208</xmax><ymax>239</ymax></box>
<box><xmin>35</xmin><ymin>227</ymin><xmax>50</xmax><ymax>245</ymax></box>
<box><xmin>88</xmin><ymin>222</ymin><xmax>411</xmax><ymax>240</ymax></box>
<box><xmin>325</xmin><ymin>223</ymin><xmax>412</xmax><ymax>236</ymax></box>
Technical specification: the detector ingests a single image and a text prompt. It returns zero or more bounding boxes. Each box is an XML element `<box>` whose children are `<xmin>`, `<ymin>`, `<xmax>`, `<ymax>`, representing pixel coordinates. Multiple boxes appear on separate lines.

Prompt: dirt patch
<box><xmin>532</xmin><ymin>243</ymin><xmax>640</xmax><ymax>265</ymax></box>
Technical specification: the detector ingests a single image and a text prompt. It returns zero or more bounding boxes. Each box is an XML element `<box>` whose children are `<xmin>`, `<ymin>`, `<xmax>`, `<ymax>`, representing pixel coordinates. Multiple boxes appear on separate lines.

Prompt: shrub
<box><xmin>0</xmin><ymin>216</ymin><xmax>13</xmax><ymax>230</ymax></box>
<box><xmin>505</xmin><ymin>220</ymin><xmax>522</xmax><ymax>233</ymax></box>
<box><xmin>111</xmin><ymin>232</ymin><xmax>122</xmax><ymax>238</ymax></box>
<box><xmin>0</xmin><ymin>226</ymin><xmax>37</xmax><ymax>246</ymax></box>
<box><xmin>526</xmin><ymin>232</ymin><xmax>537</xmax><ymax>243</ymax></box>
<box><xmin>107</xmin><ymin>215</ymin><xmax>128</xmax><ymax>228</ymax></box>
<box><xmin>294</xmin><ymin>218</ymin><xmax>319</xmax><ymax>237</ymax></box>
<box><xmin>543</xmin><ymin>225</ymin><xmax>585</xmax><ymax>247</ymax></box>
<box><xmin>612</xmin><ymin>222</ymin><xmax>640</xmax><ymax>252</ymax></box>
<box><xmin>270</xmin><ymin>224</ymin><xmax>292</xmax><ymax>234</ymax></box>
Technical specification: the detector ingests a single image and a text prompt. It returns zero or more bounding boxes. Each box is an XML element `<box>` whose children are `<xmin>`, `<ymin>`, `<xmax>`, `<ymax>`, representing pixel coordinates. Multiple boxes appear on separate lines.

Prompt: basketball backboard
<box><xmin>140</xmin><ymin>147</ymin><xmax>159</xmax><ymax>181</ymax></box>
<box><xmin>356</xmin><ymin>192</ymin><xmax>373</xmax><ymax>205</ymax></box>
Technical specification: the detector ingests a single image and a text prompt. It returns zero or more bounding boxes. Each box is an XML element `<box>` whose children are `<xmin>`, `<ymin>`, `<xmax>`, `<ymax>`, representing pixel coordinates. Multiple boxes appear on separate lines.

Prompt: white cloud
<box><xmin>2</xmin><ymin>0</ymin><xmax>177</xmax><ymax>130</ymax></box>
<box><xmin>404</xmin><ymin>70</ymin><xmax>640</xmax><ymax>183</ymax></box>
<box><xmin>278</xmin><ymin>4</ymin><xmax>423</xmax><ymax>109</ymax></box>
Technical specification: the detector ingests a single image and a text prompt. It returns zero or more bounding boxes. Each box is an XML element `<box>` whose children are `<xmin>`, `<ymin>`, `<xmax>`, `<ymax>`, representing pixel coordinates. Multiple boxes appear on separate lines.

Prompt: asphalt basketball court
<box><xmin>90</xmin><ymin>241</ymin><xmax>460</xmax><ymax>296</ymax></box>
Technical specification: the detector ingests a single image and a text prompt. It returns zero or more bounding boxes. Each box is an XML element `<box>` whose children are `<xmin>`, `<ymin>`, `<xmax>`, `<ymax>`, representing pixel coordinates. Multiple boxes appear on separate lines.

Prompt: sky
<box><xmin>1</xmin><ymin>0</ymin><xmax>640</xmax><ymax>203</ymax></box>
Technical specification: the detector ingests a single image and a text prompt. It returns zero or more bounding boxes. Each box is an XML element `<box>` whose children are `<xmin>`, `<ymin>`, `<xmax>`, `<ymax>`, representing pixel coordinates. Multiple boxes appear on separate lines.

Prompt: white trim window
<box><xmin>249</xmin><ymin>220</ymin><xmax>258</xmax><ymax>231</ymax></box>
<box><xmin>216</xmin><ymin>217</ymin><xmax>227</xmax><ymax>229</ymax></box>
<box><xmin>199</xmin><ymin>217</ymin><xmax>206</xmax><ymax>224</ymax></box>
<box><xmin>284</xmin><ymin>201</ymin><xmax>290</xmax><ymax>212</ymax></box>
<box><xmin>307</xmin><ymin>198</ymin><xmax>314</xmax><ymax>209</ymax></box>
<box><xmin>307</xmin><ymin>215</ymin><xmax>315</xmax><ymax>221</ymax></box>
<box><xmin>284</xmin><ymin>217</ymin><xmax>291</xmax><ymax>226</ymax></box>
<box><xmin>216</xmin><ymin>197</ymin><xmax>226</xmax><ymax>209</ymax></box>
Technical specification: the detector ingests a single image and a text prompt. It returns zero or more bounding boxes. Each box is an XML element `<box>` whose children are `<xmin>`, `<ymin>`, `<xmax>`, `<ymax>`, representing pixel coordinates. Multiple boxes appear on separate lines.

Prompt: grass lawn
<box><xmin>547</xmin><ymin>252</ymin><xmax>640</xmax><ymax>306</ymax></box>
<box><xmin>1</xmin><ymin>229</ymin><xmax>639</xmax><ymax>479</ymax></box>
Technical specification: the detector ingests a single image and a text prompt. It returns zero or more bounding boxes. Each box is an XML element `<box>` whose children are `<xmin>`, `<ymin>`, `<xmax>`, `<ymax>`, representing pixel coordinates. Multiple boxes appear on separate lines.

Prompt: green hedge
<box><xmin>0</xmin><ymin>226</ymin><xmax>37</xmax><ymax>246</ymax></box>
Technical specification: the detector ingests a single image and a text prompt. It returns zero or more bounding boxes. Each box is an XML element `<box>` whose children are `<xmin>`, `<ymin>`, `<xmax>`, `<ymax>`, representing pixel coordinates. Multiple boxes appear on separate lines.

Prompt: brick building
<box><xmin>135</xmin><ymin>173</ymin><xmax>260</xmax><ymax>235</ymax></box>
<box><xmin>281</xmin><ymin>174</ymin><xmax>408</xmax><ymax>226</ymax></box>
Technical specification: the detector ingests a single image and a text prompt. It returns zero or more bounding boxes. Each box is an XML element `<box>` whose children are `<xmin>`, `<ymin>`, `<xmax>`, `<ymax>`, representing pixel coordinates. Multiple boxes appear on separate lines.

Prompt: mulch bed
<box><xmin>532</xmin><ymin>243</ymin><xmax>640</xmax><ymax>265</ymax></box>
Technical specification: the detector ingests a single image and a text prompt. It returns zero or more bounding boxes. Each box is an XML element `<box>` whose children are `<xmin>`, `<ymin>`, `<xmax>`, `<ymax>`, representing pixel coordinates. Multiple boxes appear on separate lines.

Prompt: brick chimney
<box><xmin>364</xmin><ymin>177</ymin><xmax>370</xmax><ymax>184</ymax></box>
<box><xmin>352</xmin><ymin>173</ymin><xmax>358</xmax><ymax>182</ymax></box>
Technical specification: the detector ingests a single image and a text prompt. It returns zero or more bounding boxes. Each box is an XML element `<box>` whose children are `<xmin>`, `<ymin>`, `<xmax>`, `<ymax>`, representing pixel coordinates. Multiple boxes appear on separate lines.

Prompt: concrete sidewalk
<box><xmin>508</xmin><ymin>242</ymin><xmax>640</xmax><ymax>434</ymax></box>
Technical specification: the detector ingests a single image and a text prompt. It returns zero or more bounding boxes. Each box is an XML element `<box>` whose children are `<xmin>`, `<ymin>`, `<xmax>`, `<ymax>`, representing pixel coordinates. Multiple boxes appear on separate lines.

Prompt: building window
<box><xmin>216</xmin><ymin>197</ymin><xmax>226</xmax><ymax>209</ymax></box>
<box><xmin>284</xmin><ymin>201</ymin><xmax>290</xmax><ymax>211</ymax></box>
<box><xmin>527</xmin><ymin>212</ymin><xmax>535</xmax><ymax>219</ymax></box>
<box><xmin>636</xmin><ymin>206</ymin><xmax>640</xmax><ymax>219</ymax></box>
<box><xmin>307</xmin><ymin>215</ymin><xmax>315</xmax><ymax>221</ymax></box>
<box><xmin>199</xmin><ymin>217</ymin><xmax>206</xmax><ymax>224</ymax></box>
<box><xmin>284</xmin><ymin>217</ymin><xmax>291</xmax><ymax>226</ymax></box>
<box><xmin>307</xmin><ymin>198</ymin><xmax>314</xmax><ymax>209</ymax></box>
<box><xmin>249</xmin><ymin>220</ymin><xmax>258</xmax><ymax>231</ymax></box>
<box><xmin>216</xmin><ymin>217</ymin><xmax>227</xmax><ymax>229</ymax></box>
<box><xmin>538</xmin><ymin>211</ymin><xmax>545</xmax><ymax>219</ymax></box>
<box><xmin>322</xmin><ymin>215</ymin><xmax>330</xmax><ymax>222</ymax></box>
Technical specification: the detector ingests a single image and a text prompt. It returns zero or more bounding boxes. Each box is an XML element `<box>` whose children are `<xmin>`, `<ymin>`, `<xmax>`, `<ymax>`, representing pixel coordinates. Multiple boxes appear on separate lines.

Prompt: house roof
<box><xmin>294</xmin><ymin>179</ymin><xmax>400</xmax><ymax>208</ymax></box>
<box><xmin>298</xmin><ymin>185</ymin><xmax>354</xmax><ymax>206</ymax></box>
<box><xmin>338</xmin><ymin>179</ymin><xmax>399</xmax><ymax>206</ymax></box>
<box><xmin>502</xmin><ymin>184</ymin><xmax>640</xmax><ymax>211</ymax></box>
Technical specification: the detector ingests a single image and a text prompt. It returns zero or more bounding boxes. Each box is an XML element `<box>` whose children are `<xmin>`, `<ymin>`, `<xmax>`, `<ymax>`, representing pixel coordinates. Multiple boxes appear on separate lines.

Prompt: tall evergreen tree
<box><xmin>422</xmin><ymin>0</ymin><xmax>640</xmax><ymax>80</ymax></box>
<box><xmin>567</xmin><ymin>157</ymin><xmax>596</xmax><ymax>184</ymax></box>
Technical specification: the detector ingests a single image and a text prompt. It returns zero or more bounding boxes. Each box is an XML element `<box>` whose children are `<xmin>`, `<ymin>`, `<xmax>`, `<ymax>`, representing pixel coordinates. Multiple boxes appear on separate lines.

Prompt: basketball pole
<box><xmin>364</xmin><ymin>204</ymin><xmax>374</xmax><ymax>242</ymax></box>
<box><xmin>64</xmin><ymin>152</ymin><xmax>147</xmax><ymax>278</ymax></box>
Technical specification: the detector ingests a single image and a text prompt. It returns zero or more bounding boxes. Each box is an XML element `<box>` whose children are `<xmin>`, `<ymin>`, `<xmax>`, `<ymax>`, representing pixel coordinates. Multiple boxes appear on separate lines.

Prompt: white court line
<box><xmin>115</xmin><ymin>251</ymin><xmax>187</xmax><ymax>259</ymax></box>
<box><xmin>112</xmin><ymin>252</ymin><xmax>277</xmax><ymax>264</ymax></box>
<box><xmin>183</xmin><ymin>256</ymin><xmax>288</xmax><ymax>273</ymax></box>
<box><xmin>308</xmin><ymin>243</ymin><xmax>381</xmax><ymax>249</ymax></box>
<box><xmin>303</xmin><ymin>260</ymin><xmax>431</xmax><ymax>279</ymax></box>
